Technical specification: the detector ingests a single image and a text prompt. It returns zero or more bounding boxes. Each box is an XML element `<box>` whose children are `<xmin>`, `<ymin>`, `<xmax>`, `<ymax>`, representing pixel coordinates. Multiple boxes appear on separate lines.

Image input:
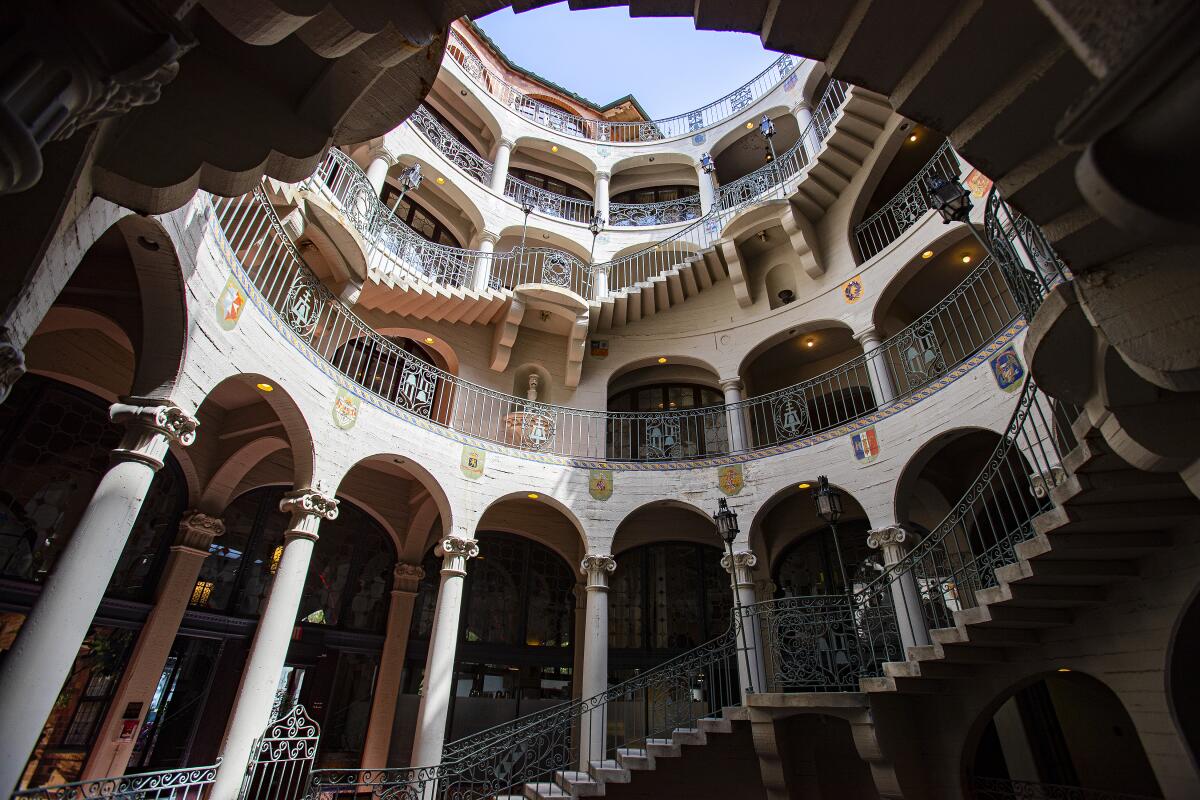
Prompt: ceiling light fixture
<box><xmin>256</xmin><ymin>383</ymin><xmax>274</xmax><ymax>392</ymax></box>
<box><xmin>961</xmin><ymin>254</ymin><xmax>972</xmax><ymax>264</ymax></box>
<box><xmin>746</xmin><ymin>122</ymin><xmax>754</xmax><ymax>129</ymax></box>
<box><xmin>527</xmin><ymin>493</ymin><xmax>540</xmax><ymax>500</ymax></box>
<box><xmin>909</xmin><ymin>134</ymin><xmax>918</xmax><ymax>142</ymax></box>
<box><xmin>921</xmin><ymin>250</ymin><xmax>934</xmax><ymax>259</ymax></box>
<box><xmin>798</xmin><ymin>482</ymin><xmax>811</xmax><ymax>489</ymax></box>
<box><xmin>805</xmin><ymin>339</ymin><xmax>816</xmax><ymax>348</ymax></box>
<box><xmin>435</xmin><ymin>176</ymin><xmax>445</xmax><ymax>185</ymax></box>
<box><xmin>657</xmin><ymin>356</ymin><xmax>668</xmax><ymax>364</ymax></box>
<box><xmin>550</xmin><ymin>145</ymin><xmax>558</xmax><ymax>153</ymax></box>
<box><xmin>423</xmin><ymin>336</ymin><xmax>435</xmax><ymax>344</ymax></box>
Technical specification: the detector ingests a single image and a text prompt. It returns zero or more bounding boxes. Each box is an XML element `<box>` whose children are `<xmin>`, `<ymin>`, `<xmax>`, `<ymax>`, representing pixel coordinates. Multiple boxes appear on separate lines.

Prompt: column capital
<box><xmin>109</xmin><ymin>400</ymin><xmax>198</xmax><ymax>469</ymax></box>
<box><xmin>580</xmin><ymin>553</ymin><xmax>617</xmax><ymax>589</ymax></box>
<box><xmin>279</xmin><ymin>489</ymin><xmax>339</xmax><ymax>542</ymax></box>
<box><xmin>0</xmin><ymin>326</ymin><xmax>27</xmax><ymax>404</ymax></box>
<box><xmin>366</xmin><ymin>144</ymin><xmax>397</xmax><ymax>166</ymax></box>
<box><xmin>867</xmin><ymin>525</ymin><xmax>915</xmax><ymax>551</ymax></box>
<box><xmin>498</xmin><ymin>136</ymin><xmax>516</xmax><ymax>150</ymax></box>
<box><xmin>437</xmin><ymin>536</ymin><xmax>479</xmax><ymax>576</ymax></box>
<box><xmin>790</xmin><ymin>100</ymin><xmax>813</xmax><ymax>116</ymax></box>
<box><xmin>594</xmin><ymin>169</ymin><xmax>610</xmax><ymax>182</ymax></box>
<box><xmin>393</xmin><ymin>562</ymin><xmax>426</xmax><ymax>593</ymax></box>
<box><xmin>719</xmin><ymin>377</ymin><xmax>744</xmax><ymax>393</ymax></box>
<box><xmin>477</xmin><ymin>229</ymin><xmax>501</xmax><ymax>245</ymax></box>
<box><xmin>175</xmin><ymin>510</ymin><xmax>225</xmax><ymax>552</ymax></box>
<box><xmin>721</xmin><ymin>549</ymin><xmax>757</xmax><ymax>574</ymax></box>
<box><xmin>853</xmin><ymin>326</ymin><xmax>884</xmax><ymax>346</ymax></box>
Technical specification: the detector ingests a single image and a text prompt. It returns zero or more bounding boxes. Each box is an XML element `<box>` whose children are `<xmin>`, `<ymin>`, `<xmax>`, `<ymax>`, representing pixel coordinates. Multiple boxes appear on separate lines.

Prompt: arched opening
<box><xmin>608</xmin><ymin>157</ymin><xmax>701</xmax><ymax>227</ymax></box>
<box><xmin>1168</xmin><ymin>585</ymin><xmax>1200</xmax><ymax>773</ymax></box>
<box><xmin>764</xmin><ymin>263</ymin><xmax>798</xmax><ymax>309</ymax></box>
<box><xmin>0</xmin><ymin>374</ymin><xmax>188</xmax><ymax>787</ymax></box>
<box><xmin>710</xmin><ymin>109</ymin><xmax>800</xmax><ymax>186</ymax></box>
<box><xmin>605</xmin><ymin>360</ymin><xmax>727</xmax><ymax>460</ymax></box>
<box><xmin>330</xmin><ymin>334</ymin><xmax>454</xmax><ymax>426</ymax></box>
<box><xmin>740</xmin><ymin>323</ymin><xmax>873</xmax><ymax>447</ymax></box>
<box><xmin>967</xmin><ymin>672</ymin><xmax>1161</xmax><ymax>799</ymax></box>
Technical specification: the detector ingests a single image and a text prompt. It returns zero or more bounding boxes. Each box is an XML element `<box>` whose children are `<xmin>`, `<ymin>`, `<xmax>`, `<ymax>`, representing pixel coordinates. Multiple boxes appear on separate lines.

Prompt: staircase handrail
<box><xmin>853</xmin><ymin>138</ymin><xmax>960</xmax><ymax>261</ymax></box>
<box><xmin>12</xmin><ymin>759</ymin><xmax>221</xmax><ymax>800</ymax></box>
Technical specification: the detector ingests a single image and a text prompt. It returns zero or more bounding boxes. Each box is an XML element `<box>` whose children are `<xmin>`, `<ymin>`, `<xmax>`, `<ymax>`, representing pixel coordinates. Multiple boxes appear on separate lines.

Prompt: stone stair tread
<box><xmin>589</xmin><ymin>759</ymin><xmax>631</xmax><ymax>783</ymax></box>
<box><xmin>525</xmin><ymin>781</ymin><xmax>571</xmax><ymax>798</ymax></box>
<box><xmin>697</xmin><ymin>717</ymin><xmax>733</xmax><ymax>734</ymax></box>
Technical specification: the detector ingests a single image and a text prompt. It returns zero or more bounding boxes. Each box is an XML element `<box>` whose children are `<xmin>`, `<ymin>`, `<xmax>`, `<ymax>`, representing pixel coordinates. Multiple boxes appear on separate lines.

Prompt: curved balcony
<box><xmin>503</xmin><ymin>174</ymin><xmax>595</xmax><ymax>224</ymax></box>
<box><xmin>210</xmin><ymin>178</ymin><xmax>1057</xmax><ymax>464</ymax></box>
<box><xmin>319</xmin><ymin>79</ymin><xmax>849</xmax><ymax>298</ymax></box>
<box><xmin>853</xmin><ymin>139</ymin><xmax>961</xmax><ymax>262</ymax></box>
<box><xmin>608</xmin><ymin>196</ymin><xmax>702</xmax><ymax>227</ymax></box>
<box><xmin>446</xmin><ymin>28</ymin><xmax>800</xmax><ymax>144</ymax></box>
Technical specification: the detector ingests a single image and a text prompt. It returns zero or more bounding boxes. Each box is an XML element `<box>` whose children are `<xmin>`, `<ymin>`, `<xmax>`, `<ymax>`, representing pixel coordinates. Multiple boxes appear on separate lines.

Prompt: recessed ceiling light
<box><xmin>921</xmin><ymin>250</ymin><xmax>934</xmax><ymax>259</ymax></box>
<box><xmin>550</xmin><ymin>145</ymin><xmax>558</xmax><ymax>153</ymax></box>
<box><xmin>805</xmin><ymin>339</ymin><xmax>815</xmax><ymax>348</ymax></box>
<box><xmin>460</xmin><ymin>89</ymin><xmax>468</xmax><ymax>96</ymax></box>
<box><xmin>542</xmin><ymin>233</ymin><xmax>550</xmax><ymax>239</ymax></box>
<box><xmin>256</xmin><ymin>383</ymin><xmax>274</xmax><ymax>392</ymax></box>
<box><xmin>527</xmin><ymin>493</ymin><xmax>540</xmax><ymax>500</ymax></box>
<box><xmin>657</xmin><ymin>356</ymin><xmax>668</xmax><ymax>364</ymax></box>
<box><xmin>909</xmin><ymin>134</ymin><xmax>918</xmax><ymax>142</ymax></box>
<box><xmin>797</xmin><ymin>482</ymin><xmax>811</xmax><ymax>489</ymax></box>
<box><xmin>423</xmin><ymin>336</ymin><xmax>435</xmax><ymax>344</ymax></box>
<box><xmin>435</xmin><ymin>176</ymin><xmax>445</xmax><ymax>185</ymax></box>
<box><xmin>1057</xmin><ymin>667</ymin><xmax>1071</xmax><ymax>672</ymax></box>
<box><xmin>746</xmin><ymin>122</ymin><xmax>754</xmax><ymax>129</ymax></box>
<box><xmin>961</xmin><ymin>254</ymin><xmax>972</xmax><ymax>264</ymax></box>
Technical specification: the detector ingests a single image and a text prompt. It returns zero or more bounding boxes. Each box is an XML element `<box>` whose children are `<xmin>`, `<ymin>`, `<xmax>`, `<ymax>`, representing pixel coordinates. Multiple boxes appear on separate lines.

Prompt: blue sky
<box><xmin>475</xmin><ymin>5</ymin><xmax>780</xmax><ymax>119</ymax></box>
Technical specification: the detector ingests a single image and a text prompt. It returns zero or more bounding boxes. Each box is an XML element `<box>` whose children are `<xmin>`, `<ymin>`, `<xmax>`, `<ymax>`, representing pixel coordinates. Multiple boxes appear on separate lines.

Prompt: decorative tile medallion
<box><xmin>841</xmin><ymin>275</ymin><xmax>865</xmax><ymax>305</ymax></box>
<box><xmin>851</xmin><ymin>426</ymin><xmax>881</xmax><ymax>462</ymax></box>
<box><xmin>965</xmin><ymin>169</ymin><xmax>994</xmax><ymax>199</ymax></box>
<box><xmin>460</xmin><ymin>445</ymin><xmax>485</xmax><ymax>479</ymax></box>
<box><xmin>216</xmin><ymin>276</ymin><xmax>247</xmax><ymax>330</ymax></box>
<box><xmin>589</xmin><ymin>469</ymin><xmax>614</xmax><ymax>501</ymax></box>
<box><xmin>692</xmin><ymin>132</ymin><xmax>707</xmax><ymax>145</ymax></box>
<box><xmin>718</xmin><ymin>464</ymin><xmax>745</xmax><ymax>495</ymax></box>
<box><xmin>989</xmin><ymin>344</ymin><xmax>1025</xmax><ymax>393</ymax></box>
<box><xmin>331</xmin><ymin>387</ymin><xmax>361</xmax><ymax>430</ymax></box>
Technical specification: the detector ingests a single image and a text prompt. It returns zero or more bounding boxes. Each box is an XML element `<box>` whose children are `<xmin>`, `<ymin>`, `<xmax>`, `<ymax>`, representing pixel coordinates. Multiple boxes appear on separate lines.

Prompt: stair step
<box><xmin>524</xmin><ymin>782</ymin><xmax>570</xmax><ymax>799</ymax></box>
<box><xmin>615</xmin><ymin>748</ymin><xmax>654</xmax><ymax>771</ymax></box>
<box><xmin>1051</xmin><ymin>470</ymin><xmax>1197</xmax><ymax>507</ymax></box>
<box><xmin>931</xmin><ymin>625</ymin><xmax>1038</xmax><ymax>647</ymax></box>
<box><xmin>909</xmin><ymin>643</ymin><xmax>1008</xmax><ymax>664</ymax></box>
<box><xmin>1025</xmin><ymin>530</ymin><xmax>1173</xmax><ymax>560</ymax></box>
<box><xmin>1033</xmin><ymin>501</ymin><xmax>1197</xmax><ymax>535</ymax></box>
<box><xmin>722</xmin><ymin>706</ymin><xmax>750</xmax><ymax>721</ymax></box>
<box><xmin>646</xmin><ymin>738</ymin><xmax>682</xmax><ymax>758</ymax></box>
<box><xmin>697</xmin><ymin>717</ymin><xmax>733</xmax><ymax>734</ymax></box>
<box><xmin>956</xmin><ymin>603</ymin><xmax>1072</xmax><ymax>630</ymax></box>
<box><xmin>884</xmin><ymin>659</ymin><xmax>975</xmax><ymax>679</ymax></box>
<box><xmin>975</xmin><ymin>582</ymin><xmax>1107</xmax><ymax>609</ymax></box>
<box><xmin>590</xmin><ymin>760</ymin><xmax>631</xmax><ymax>783</ymax></box>
<box><xmin>555</xmin><ymin>770</ymin><xmax>604</xmax><ymax>797</ymax></box>
<box><xmin>861</xmin><ymin>675</ymin><xmax>945</xmax><ymax>694</ymax></box>
<box><xmin>996</xmin><ymin>557</ymin><xmax>1140</xmax><ymax>585</ymax></box>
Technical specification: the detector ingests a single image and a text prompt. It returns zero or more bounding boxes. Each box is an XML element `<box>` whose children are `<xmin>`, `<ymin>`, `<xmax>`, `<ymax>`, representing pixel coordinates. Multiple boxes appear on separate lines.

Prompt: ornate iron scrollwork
<box><xmin>643</xmin><ymin>414</ymin><xmax>682</xmax><ymax>460</ymax></box>
<box><xmin>771</xmin><ymin>389</ymin><xmax>811</xmax><ymax>440</ymax></box>
<box><xmin>284</xmin><ymin>274</ymin><xmax>322</xmax><ymax>340</ymax></box>
<box><xmin>897</xmin><ymin>323</ymin><xmax>946</xmax><ymax>385</ymax></box>
<box><xmin>396</xmin><ymin>358</ymin><xmax>438</xmax><ymax>418</ymax></box>
<box><xmin>540</xmin><ymin>251</ymin><xmax>574</xmax><ymax>287</ymax></box>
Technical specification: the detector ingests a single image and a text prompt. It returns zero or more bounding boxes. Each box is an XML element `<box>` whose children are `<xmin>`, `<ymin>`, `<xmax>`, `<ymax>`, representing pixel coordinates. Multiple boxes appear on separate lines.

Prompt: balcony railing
<box><xmin>609</xmin><ymin>195</ymin><xmax>702</xmax><ymax>227</ymax></box>
<box><xmin>211</xmin><ymin>174</ymin><xmax>1037</xmax><ymax>465</ymax></box>
<box><xmin>503</xmin><ymin>174</ymin><xmax>595</xmax><ymax>224</ymax></box>
<box><xmin>12</xmin><ymin>760</ymin><xmax>221</xmax><ymax>799</ymax></box>
<box><xmin>853</xmin><ymin>139</ymin><xmax>960</xmax><ymax>261</ymax></box>
<box><xmin>446</xmin><ymin>28</ymin><xmax>800</xmax><ymax>143</ymax></box>
<box><xmin>408</xmin><ymin>105</ymin><xmax>494</xmax><ymax>185</ymax></box>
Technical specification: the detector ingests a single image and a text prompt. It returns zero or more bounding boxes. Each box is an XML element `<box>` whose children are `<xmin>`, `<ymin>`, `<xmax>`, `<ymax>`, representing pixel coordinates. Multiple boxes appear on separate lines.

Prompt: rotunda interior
<box><xmin>0</xmin><ymin>3</ymin><xmax>1198</xmax><ymax>800</ymax></box>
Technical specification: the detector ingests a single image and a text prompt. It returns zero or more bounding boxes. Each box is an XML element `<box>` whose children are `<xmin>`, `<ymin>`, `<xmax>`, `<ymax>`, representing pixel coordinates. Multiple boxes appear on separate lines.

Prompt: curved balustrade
<box><xmin>503</xmin><ymin>173</ymin><xmax>595</xmax><ymax>224</ymax></box>
<box><xmin>853</xmin><ymin>139</ymin><xmax>960</xmax><ymax>261</ymax></box>
<box><xmin>446</xmin><ymin>28</ymin><xmax>799</xmax><ymax>143</ymax></box>
<box><xmin>12</xmin><ymin>760</ymin><xmax>221</xmax><ymax>799</ymax></box>
<box><xmin>609</xmin><ymin>195</ymin><xmax>702</xmax><ymax>226</ymax></box>
<box><xmin>213</xmin><ymin>175</ymin><xmax>1036</xmax><ymax>466</ymax></box>
<box><xmin>409</xmin><ymin>104</ymin><xmax>494</xmax><ymax>185</ymax></box>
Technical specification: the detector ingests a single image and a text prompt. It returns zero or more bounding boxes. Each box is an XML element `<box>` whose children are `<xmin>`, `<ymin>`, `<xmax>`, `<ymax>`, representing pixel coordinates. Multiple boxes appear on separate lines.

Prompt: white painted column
<box><xmin>409</xmin><ymin>536</ymin><xmax>479</xmax><ymax>767</ymax></box>
<box><xmin>867</xmin><ymin>526</ymin><xmax>931</xmax><ymax>650</ymax></box>
<box><xmin>720</xmin><ymin>378</ymin><xmax>750</xmax><ymax>452</ymax></box>
<box><xmin>0</xmin><ymin>401</ymin><xmax>198</xmax><ymax>798</ymax></box>
<box><xmin>83</xmin><ymin>511</ymin><xmax>225</xmax><ymax>780</ymax></box>
<box><xmin>209</xmin><ymin>489</ymin><xmax>339</xmax><ymax>800</ymax></box>
<box><xmin>593</xmin><ymin>170</ymin><xmax>610</xmax><ymax>222</ymax></box>
<box><xmin>472</xmin><ymin>230</ymin><xmax>499</xmax><ymax>293</ymax></box>
<box><xmin>696</xmin><ymin>163</ymin><xmax>717</xmax><ymax>214</ymax></box>
<box><xmin>365</xmin><ymin>146</ymin><xmax>395</xmax><ymax>197</ymax></box>
<box><xmin>578</xmin><ymin>554</ymin><xmax>615</xmax><ymax>771</ymax></box>
<box><xmin>591</xmin><ymin>263</ymin><xmax>609</xmax><ymax>301</ymax></box>
<box><xmin>360</xmin><ymin>562</ymin><xmax>425</xmax><ymax>768</ymax></box>
<box><xmin>722</xmin><ymin>550</ymin><xmax>766</xmax><ymax>701</ymax></box>
<box><xmin>855</xmin><ymin>327</ymin><xmax>897</xmax><ymax>406</ymax></box>
<box><xmin>490</xmin><ymin>137</ymin><xmax>515</xmax><ymax>194</ymax></box>
<box><xmin>791</xmin><ymin>102</ymin><xmax>821</xmax><ymax>161</ymax></box>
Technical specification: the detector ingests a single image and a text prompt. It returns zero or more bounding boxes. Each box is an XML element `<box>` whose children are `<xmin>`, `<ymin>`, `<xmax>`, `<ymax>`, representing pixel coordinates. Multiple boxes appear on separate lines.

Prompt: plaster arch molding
<box><xmin>161</xmin><ymin>189</ymin><xmax>1024</xmax><ymax>561</ymax></box>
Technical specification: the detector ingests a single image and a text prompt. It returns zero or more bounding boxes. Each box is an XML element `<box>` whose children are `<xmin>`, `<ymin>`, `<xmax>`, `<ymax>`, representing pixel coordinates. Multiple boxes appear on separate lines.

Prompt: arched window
<box><xmin>190</xmin><ymin>488</ymin><xmax>396</xmax><ymax>633</ymax></box>
<box><xmin>609</xmin><ymin>542</ymin><xmax>731</xmax><ymax>675</ymax></box>
<box><xmin>606</xmin><ymin>382</ymin><xmax>727</xmax><ymax>460</ymax></box>
<box><xmin>380</xmin><ymin>186</ymin><xmax>462</xmax><ymax>248</ymax></box>
<box><xmin>0</xmin><ymin>375</ymin><xmax>184</xmax><ymax>601</ymax></box>
<box><xmin>772</xmin><ymin>520</ymin><xmax>875</xmax><ymax>598</ymax></box>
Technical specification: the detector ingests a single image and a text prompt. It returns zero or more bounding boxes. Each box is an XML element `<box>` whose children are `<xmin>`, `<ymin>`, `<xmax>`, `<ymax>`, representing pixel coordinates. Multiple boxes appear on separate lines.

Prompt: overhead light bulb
<box><xmin>657</xmin><ymin>356</ymin><xmax>668</xmax><ymax>364</ymax></box>
<box><xmin>961</xmin><ymin>254</ymin><xmax>972</xmax><ymax>264</ymax></box>
<box><xmin>909</xmin><ymin>134</ymin><xmax>918</xmax><ymax>142</ymax></box>
<box><xmin>805</xmin><ymin>339</ymin><xmax>815</xmax><ymax>348</ymax></box>
<box><xmin>527</xmin><ymin>493</ymin><xmax>540</xmax><ymax>500</ymax></box>
<box><xmin>746</xmin><ymin>122</ymin><xmax>754</xmax><ymax>129</ymax></box>
<box><xmin>798</xmin><ymin>482</ymin><xmax>811</xmax><ymax>489</ymax></box>
<box><xmin>550</xmin><ymin>145</ymin><xmax>559</xmax><ymax>153</ymax></box>
<box><xmin>921</xmin><ymin>250</ymin><xmax>934</xmax><ymax>259</ymax></box>
<box><xmin>435</xmin><ymin>176</ymin><xmax>445</xmax><ymax>185</ymax></box>
<box><xmin>423</xmin><ymin>336</ymin><xmax>435</xmax><ymax>344</ymax></box>
<box><xmin>256</xmin><ymin>383</ymin><xmax>274</xmax><ymax>392</ymax></box>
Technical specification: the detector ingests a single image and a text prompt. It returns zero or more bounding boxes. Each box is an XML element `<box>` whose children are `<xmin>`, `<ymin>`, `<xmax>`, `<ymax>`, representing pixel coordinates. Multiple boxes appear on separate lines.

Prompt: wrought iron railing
<box><xmin>503</xmin><ymin>173</ymin><xmax>595</xmax><ymax>224</ymax></box>
<box><xmin>853</xmin><ymin>139</ymin><xmax>961</xmax><ymax>261</ymax></box>
<box><xmin>408</xmin><ymin>105</ymin><xmax>494</xmax><ymax>185</ymax></box>
<box><xmin>970</xmin><ymin>777</ymin><xmax>1163</xmax><ymax>800</ymax></box>
<box><xmin>213</xmin><ymin>174</ymin><xmax>1033</xmax><ymax>464</ymax></box>
<box><xmin>609</xmin><ymin>195</ymin><xmax>702</xmax><ymax>226</ymax></box>
<box><xmin>984</xmin><ymin>187</ymin><xmax>1072</xmax><ymax>320</ymax></box>
<box><xmin>11</xmin><ymin>760</ymin><xmax>220</xmax><ymax>799</ymax></box>
<box><xmin>446</xmin><ymin>28</ymin><xmax>800</xmax><ymax>143</ymax></box>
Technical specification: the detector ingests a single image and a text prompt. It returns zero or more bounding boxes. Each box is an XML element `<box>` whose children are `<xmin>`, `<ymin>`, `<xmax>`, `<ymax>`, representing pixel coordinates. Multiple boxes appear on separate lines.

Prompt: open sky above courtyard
<box><xmin>476</xmin><ymin>4</ymin><xmax>781</xmax><ymax>119</ymax></box>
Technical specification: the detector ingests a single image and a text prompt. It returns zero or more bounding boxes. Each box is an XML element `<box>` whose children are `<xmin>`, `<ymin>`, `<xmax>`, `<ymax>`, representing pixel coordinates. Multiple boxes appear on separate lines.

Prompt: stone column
<box><xmin>571</xmin><ymin>582</ymin><xmax>587</xmax><ymax>699</ymax></box>
<box><xmin>720</xmin><ymin>378</ymin><xmax>751</xmax><ymax>452</ymax></box>
<box><xmin>722</xmin><ymin>550</ymin><xmax>766</xmax><ymax>702</ymax></box>
<box><xmin>409</xmin><ymin>536</ymin><xmax>479</xmax><ymax>767</ymax></box>
<box><xmin>83</xmin><ymin>511</ymin><xmax>225</xmax><ymax>780</ymax></box>
<box><xmin>0</xmin><ymin>400</ymin><xmax>198</xmax><ymax>798</ymax></box>
<box><xmin>791</xmin><ymin>102</ymin><xmax>822</xmax><ymax>161</ymax></box>
<box><xmin>490</xmin><ymin>137</ymin><xmax>515</xmax><ymax>194</ymax></box>
<box><xmin>0</xmin><ymin>325</ymin><xmax>27</xmax><ymax>404</ymax></box>
<box><xmin>593</xmin><ymin>170</ymin><xmax>610</xmax><ymax>222</ymax></box>
<box><xmin>360</xmin><ymin>562</ymin><xmax>425</xmax><ymax>768</ymax></box>
<box><xmin>866</xmin><ymin>526</ymin><xmax>930</xmax><ymax>650</ymax></box>
<box><xmin>209</xmin><ymin>489</ymin><xmax>339</xmax><ymax>800</ymax></box>
<box><xmin>578</xmin><ymin>554</ymin><xmax>615</xmax><ymax>771</ymax></box>
<box><xmin>854</xmin><ymin>327</ymin><xmax>897</xmax><ymax>406</ymax></box>
<box><xmin>696</xmin><ymin>162</ymin><xmax>717</xmax><ymax>214</ymax></box>
<box><xmin>365</xmin><ymin>146</ymin><xmax>395</xmax><ymax>197</ymax></box>
<box><xmin>473</xmin><ymin>230</ymin><xmax>500</xmax><ymax>293</ymax></box>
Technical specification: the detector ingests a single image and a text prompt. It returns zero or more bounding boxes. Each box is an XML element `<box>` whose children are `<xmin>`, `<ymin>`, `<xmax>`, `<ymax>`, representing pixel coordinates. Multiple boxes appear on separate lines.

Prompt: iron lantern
<box><xmin>588</xmin><ymin>212</ymin><xmax>605</xmax><ymax>236</ymax></box>
<box><xmin>699</xmin><ymin>152</ymin><xmax>715</xmax><ymax>174</ymax></box>
<box><xmin>813</xmin><ymin>475</ymin><xmax>842</xmax><ymax>524</ymax></box>
<box><xmin>713</xmin><ymin>498</ymin><xmax>740</xmax><ymax>545</ymax></box>
<box><xmin>925</xmin><ymin>175</ymin><xmax>972</xmax><ymax>224</ymax></box>
<box><xmin>759</xmin><ymin>114</ymin><xmax>776</xmax><ymax>139</ymax></box>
